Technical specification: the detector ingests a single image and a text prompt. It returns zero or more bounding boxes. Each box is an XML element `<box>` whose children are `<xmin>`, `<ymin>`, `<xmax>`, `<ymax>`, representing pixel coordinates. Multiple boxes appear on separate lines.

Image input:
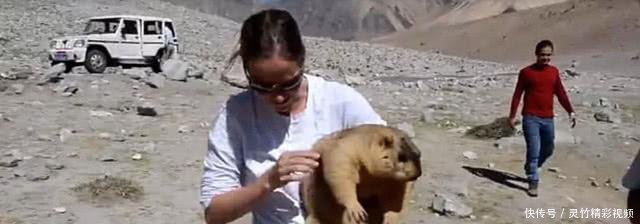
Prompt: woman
<box><xmin>199</xmin><ymin>9</ymin><xmax>386</xmax><ymax>224</ymax></box>
<box><xmin>623</xmin><ymin>150</ymin><xmax>640</xmax><ymax>224</ymax></box>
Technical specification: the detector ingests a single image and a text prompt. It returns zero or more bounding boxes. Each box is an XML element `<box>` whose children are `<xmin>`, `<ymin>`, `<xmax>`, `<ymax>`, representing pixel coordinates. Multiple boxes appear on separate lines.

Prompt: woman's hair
<box><xmin>535</xmin><ymin>39</ymin><xmax>554</xmax><ymax>54</ymax></box>
<box><xmin>222</xmin><ymin>9</ymin><xmax>306</xmax><ymax>77</ymax></box>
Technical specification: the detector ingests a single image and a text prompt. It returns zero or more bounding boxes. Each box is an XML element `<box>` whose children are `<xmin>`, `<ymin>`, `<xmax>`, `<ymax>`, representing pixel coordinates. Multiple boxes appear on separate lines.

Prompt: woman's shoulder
<box><xmin>306</xmin><ymin>74</ymin><xmax>363</xmax><ymax>101</ymax></box>
<box><xmin>211</xmin><ymin>90</ymin><xmax>255</xmax><ymax>123</ymax></box>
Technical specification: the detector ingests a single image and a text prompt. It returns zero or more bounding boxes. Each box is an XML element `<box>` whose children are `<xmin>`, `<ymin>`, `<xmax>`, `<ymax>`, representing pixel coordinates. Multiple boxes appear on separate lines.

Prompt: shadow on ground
<box><xmin>462</xmin><ymin>165</ymin><xmax>528</xmax><ymax>192</ymax></box>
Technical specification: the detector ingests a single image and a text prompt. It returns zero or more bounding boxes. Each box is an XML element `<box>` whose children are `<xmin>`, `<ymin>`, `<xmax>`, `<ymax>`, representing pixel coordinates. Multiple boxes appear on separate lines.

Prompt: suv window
<box><xmin>144</xmin><ymin>21</ymin><xmax>161</xmax><ymax>35</ymax></box>
<box><xmin>83</xmin><ymin>18</ymin><xmax>120</xmax><ymax>34</ymax></box>
<box><xmin>122</xmin><ymin>20</ymin><xmax>138</xmax><ymax>35</ymax></box>
<box><xmin>164</xmin><ymin>22</ymin><xmax>175</xmax><ymax>36</ymax></box>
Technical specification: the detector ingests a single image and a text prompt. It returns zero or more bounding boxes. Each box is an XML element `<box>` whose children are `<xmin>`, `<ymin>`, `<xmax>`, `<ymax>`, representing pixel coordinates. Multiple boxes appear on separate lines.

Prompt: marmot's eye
<box><xmin>378</xmin><ymin>135</ymin><xmax>394</xmax><ymax>149</ymax></box>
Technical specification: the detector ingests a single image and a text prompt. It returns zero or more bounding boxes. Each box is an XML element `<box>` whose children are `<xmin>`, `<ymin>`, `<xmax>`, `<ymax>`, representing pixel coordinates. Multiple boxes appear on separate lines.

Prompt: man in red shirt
<box><xmin>508</xmin><ymin>40</ymin><xmax>576</xmax><ymax>197</ymax></box>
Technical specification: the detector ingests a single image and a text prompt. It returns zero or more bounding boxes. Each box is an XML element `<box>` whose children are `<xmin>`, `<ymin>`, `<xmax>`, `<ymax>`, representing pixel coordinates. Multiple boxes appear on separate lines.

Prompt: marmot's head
<box><xmin>364</xmin><ymin>125</ymin><xmax>422</xmax><ymax>182</ymax></box>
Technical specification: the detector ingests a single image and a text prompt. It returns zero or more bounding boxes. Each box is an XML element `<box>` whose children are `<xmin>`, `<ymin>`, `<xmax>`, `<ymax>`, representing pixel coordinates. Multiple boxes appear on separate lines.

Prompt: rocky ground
<box><xmin>1</xmin><ymin>0</ymin><xmax>639</xmax><ymax>224</ymax></box>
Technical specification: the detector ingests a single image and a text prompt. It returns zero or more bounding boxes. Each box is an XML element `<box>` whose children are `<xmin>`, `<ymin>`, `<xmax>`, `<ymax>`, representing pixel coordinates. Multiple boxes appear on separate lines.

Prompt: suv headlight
<box><xmin>73</xmin><ymin>40</ymin><xmax>86</xmax><ymax>48</ymax></box>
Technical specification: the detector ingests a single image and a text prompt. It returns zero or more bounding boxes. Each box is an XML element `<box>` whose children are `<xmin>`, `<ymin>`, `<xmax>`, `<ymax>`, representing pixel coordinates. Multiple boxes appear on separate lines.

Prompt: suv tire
<box><xmin>151</xmin><ymin>50</ymin><xmax>164</xmax><ymax>73</ymax></box>
<box><xmin>85</xmin><ymin>49</ymin><xmax>108</xmax><ymax>73</ymax></box>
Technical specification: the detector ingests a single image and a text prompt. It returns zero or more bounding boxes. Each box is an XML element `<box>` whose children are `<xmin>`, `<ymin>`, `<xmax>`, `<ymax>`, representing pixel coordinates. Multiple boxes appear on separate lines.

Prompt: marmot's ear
<box><xmin>378</xmin><ymin>134</ymin><xmax>394</xmax><ymax>149</ymax></box>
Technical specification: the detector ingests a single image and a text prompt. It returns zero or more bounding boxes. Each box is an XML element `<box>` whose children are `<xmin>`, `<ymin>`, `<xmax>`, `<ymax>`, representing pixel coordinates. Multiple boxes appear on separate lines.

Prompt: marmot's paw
<box><xmin>343</xmin><ymin>202</ymin><xmax>367</xmax><ymax>223</ymax></box>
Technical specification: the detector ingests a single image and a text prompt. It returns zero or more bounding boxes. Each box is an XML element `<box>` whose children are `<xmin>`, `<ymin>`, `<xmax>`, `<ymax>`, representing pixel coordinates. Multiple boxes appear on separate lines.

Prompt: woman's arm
<box><xmin>204</xmin><ymin>172</ymin><xmax>272</xmax><ymax>224</ymax></box>
<box><xmin>204</xmin><ymin>150</ymin><xmax>320</xmax><ymax>224</ymax></box>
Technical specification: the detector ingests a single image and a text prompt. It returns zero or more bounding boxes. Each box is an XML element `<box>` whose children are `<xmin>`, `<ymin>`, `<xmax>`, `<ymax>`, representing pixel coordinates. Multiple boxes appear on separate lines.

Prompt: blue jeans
<box><xmin>522</xmin><ymin>115</ymin><xmax>555</xmax><ymax>183</ymax></box>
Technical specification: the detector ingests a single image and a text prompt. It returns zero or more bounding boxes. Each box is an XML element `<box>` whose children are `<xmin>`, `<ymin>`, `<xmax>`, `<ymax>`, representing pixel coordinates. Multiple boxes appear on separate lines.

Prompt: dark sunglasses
<box><xmin>245</xmin><ymin>68</ymin><xmax>304</xmax><ymax>94</ymax></box>
<box><xmin>537</xmin><ymin>53</ymin><xmax>553</xmax><ymax>57</ymax></box>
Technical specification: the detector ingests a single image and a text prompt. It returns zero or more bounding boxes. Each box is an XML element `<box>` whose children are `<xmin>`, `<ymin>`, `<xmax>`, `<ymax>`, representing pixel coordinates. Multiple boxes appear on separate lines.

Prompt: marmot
<box><xmin>300</xmin><ymin>124</ymin><xmax>423</xmax><ymax>224</ymax></box>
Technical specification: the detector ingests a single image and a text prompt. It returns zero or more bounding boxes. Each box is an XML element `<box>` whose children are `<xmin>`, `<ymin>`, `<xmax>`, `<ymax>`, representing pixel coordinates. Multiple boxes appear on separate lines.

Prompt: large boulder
<box><xmin>161</xmin><ymin>59</ymin><xmax>188</xmax><ymax>82</ymax></box>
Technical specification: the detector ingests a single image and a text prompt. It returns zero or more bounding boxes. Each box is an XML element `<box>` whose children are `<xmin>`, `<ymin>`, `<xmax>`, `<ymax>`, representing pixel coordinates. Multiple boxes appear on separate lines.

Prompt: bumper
<box><xmin>48</xmin><ymin>48</ymin><xmax>87</xmax><ymax>63</ymax></box>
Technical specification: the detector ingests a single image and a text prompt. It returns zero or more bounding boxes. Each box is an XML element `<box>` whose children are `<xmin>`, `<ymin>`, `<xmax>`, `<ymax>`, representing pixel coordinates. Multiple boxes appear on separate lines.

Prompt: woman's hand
<box><xmin>263</xmin><ymin>150</ymin><xmax>320</xmax><ymax>191</ymax></box>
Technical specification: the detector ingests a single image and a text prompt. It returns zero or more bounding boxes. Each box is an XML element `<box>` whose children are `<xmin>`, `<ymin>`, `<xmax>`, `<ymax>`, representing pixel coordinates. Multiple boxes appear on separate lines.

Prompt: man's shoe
<box><xmin>527</xmin><ymin>181</ymin><xmax>539</xmax><ymax>197</ymax></box>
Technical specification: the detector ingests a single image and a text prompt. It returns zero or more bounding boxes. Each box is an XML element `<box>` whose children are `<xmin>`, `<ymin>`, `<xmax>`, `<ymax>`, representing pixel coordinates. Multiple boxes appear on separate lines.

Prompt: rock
<box><xmin>26</xmin><ymin>170</ymin><xmax>50</xmax><ymax>182</ymax></box>
<box><xmin>0</xmin><ymin>157</ymin><xmax>21</xmax><ymax>167</ymax></box>
<box><xmin>5</xmin><ymin>150</ymin><xmax>23</xmax><ymax>158</ymax></box>
<box><xmin>557</xmin><ymin>174</ymin><xmax>568</xmax><ymax>180</ymax></box>
<box><xmin>598</xmin><ymin>98</ymin><xmax>611</xmax><ymax>107</ymax></box>
<box><xmin>10</xmin><ymin>83</ymin><xmax>24</xmax><ymax>94</ymax></box>
<box><xmin>35</xmin><ymin>153</ymin><xmax>55</xmax><ymax>159</ymax></box>
<box><xmin>61</xmin><ymin>85</ymin><xmax>78</xmax><ymax>96</ymax></box>
<box><xmin>465</xmin><ymin>117</ymin><xmax>515</xmax><ymax>139</ymax></box>
<box><xmin>430</xmin><ymin>193</ymin><xmax>473</xmax><ymax>218</ymax></box>
<box><xmin>13</xmin><ymin>170</ymin><xmax>25</xmax><ymax>177</ymax></box>
<box><xmin>565</xmin><ymin>196</ymin><xmax>576</xmax><ymax>203</ymax></box>
<box><xmin>493</xmin><ymin>142</ymin><xmax>503</xmax><ymax>149</ymax></box>
<box><xmin>632</xmin><ymin>55</ymin><xmax>639</xmax><ymax>60</ymax></box>
<box><xmin>565</xmin><ymin>68</ymin><xmax>580</xmax><ymax>77</ymax></box>
<box><xmin>131</xmin><ymin>153</ymin><xmax>142</xmax><ymax>161</ymax></box>
<box><xmin>344</xmin><ymin>74</ymin><xmax>366</xmax><ymax>86</ymax></box>
<box><xmin>594</xmin><ymin>112</ymin><xmax>612</xmax><ymax>123</ymax></box>
<box><xmin>136</xmin><ymin>102</ymin><xmax>157</xmax><ymax>116</ymax></box>
<box><xmin>0</xmin><ymin>72</ymin><xmax>15</xmax><ymax>80</ymax></box>
<box><xmin>123</xmin><ymin>68</ymin><xmax>148</xmax><ymax>80</ymax></box>
<box><xmin>487</xmin><ymin>163</ymin><xmax>495</xmax><ymax>168</ymax></box>
<box><xmin>37</xmin><ymin>134</ymin><xmax>54</xmax><ymax>142</ymax></box>
<box><xmin>590</xmin><ymin>178</ymin><xmax>600</xmax><ymax>187</ymax></box>
<box><xmin>177</xmin><ymin>125</ymin><xmax>193</xmax><ymax>133</ymax></box>
<box><xmin>547</xmin><ymin>167</ymin><xmax>561</xmax><ymax>173</ymax></box>
<box><xmin>462</xmin><ymin>151</ymin><xmax>478</xmax><ymax>160</ymax></box>
<box><xmin>90</xmin><ymin>110</ymin><xmax>113</xmax><ymax>117</ymax></box>
<box><xmin>613</xmin><ymin>184</ymin><xmax>624</xmax><ymax>191</ymax></box>
<box><xmin>53</xmin><ymin>207</ymin><xmax>67</xmax><ymax>214</ymax></box>
<box><xmin>395</xmin><ymin>122</ymin><xmax>415</xmax><ymax>138</ymax></box>
<box><xmin>187</xmin><ymin>69</ymin><xmax>204</xmax><ymax>79</ymax></box>
<box><xmin>67</xmin><ymin>152</ymin><xmax>78</xmax><ymax>158</ymax></box>
<box><xmin>570</xmin><ymin>60</ymin><xmax>579</xmax><ymax>68</ymax></box>
<box><xmin>45</xmin><ymin>161</ymin><xmax>64</xmax><ymax>170</ymax></box>
<box><xmin>42</xmin><ymin>63</ymin><xmax>66</xmax><ymax>83</ymax></box>
<box><xmin>162</xmin><ymin>59</ymin><xmax>188</xmax><ymax>81</ymax></box>
<box><xmin>100</xmin><ymin>157</ymin><xmax>116</xmax><ymax>162</ymax></box>
<box><xmin>98</xmin><ymin>132</ymin><xmax>113</xmax><ymax>140</ymax></box>
<box><xmin>448</xmin><ymin>126</ymin><xmax>471</xmax><ymax>134</ymax></box>
<box><xmin>59</xmin><ymin>128</ymin><xmax>74</xmax><ymax>143</ymax></box>
<box><xmin>145</xmin><ymin>73</ymin><xmax>165</xmax><ymax>88</ymax></box>
<box><xmin>421</xmin><ymin>109</ymin><xmax>435</xmax><ymax>123</ymax></box>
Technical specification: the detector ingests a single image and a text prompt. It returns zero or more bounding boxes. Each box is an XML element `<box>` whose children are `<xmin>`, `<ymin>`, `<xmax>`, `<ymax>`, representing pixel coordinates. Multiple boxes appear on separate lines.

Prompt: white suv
<box><xmin>48</xmin><ymin>15</ymin><xmax>179</xmax><ymax>73</ymax></box>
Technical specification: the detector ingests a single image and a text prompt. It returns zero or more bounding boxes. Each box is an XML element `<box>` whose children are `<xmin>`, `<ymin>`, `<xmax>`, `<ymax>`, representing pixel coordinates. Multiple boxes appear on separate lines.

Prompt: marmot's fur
<box><xmin>300</xmin><ymin>124</ymin><xmax>423</xmax><ymax>224</ymax></box>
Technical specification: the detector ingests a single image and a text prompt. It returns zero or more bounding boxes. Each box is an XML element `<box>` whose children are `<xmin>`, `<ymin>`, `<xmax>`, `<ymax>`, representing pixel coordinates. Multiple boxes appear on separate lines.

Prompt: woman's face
<box><xmin>245</xmin><ymin>56</ymin><xmax>306</xmax><ymax>115</ymax></box>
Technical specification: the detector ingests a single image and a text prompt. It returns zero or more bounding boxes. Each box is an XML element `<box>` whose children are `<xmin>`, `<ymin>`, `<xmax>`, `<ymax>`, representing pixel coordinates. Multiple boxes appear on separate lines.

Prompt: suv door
<box><xmin>142</xmin><ymin>20</ymin><xmax>164</xmax><ymax>57</ymax></box>
<box><xmin>118</xmin><ymin>19</ymin><xmax>142</xmax><ymax>59</ymax></box>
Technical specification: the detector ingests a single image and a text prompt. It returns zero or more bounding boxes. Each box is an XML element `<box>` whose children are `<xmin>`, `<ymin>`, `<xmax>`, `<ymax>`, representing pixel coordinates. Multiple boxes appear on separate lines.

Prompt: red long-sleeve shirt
<box><xmin>509</xmin><ymin>64</ymin><xmax>574</xmax><ymax>119</ymax></box>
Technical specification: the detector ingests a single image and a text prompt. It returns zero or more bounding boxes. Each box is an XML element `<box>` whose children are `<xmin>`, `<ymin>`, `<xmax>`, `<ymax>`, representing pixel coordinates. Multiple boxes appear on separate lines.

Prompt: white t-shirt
<box><xmin>200</xmin><ymin>74</ymin><xmax>386</xmax><ymax>223</ymax></box>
